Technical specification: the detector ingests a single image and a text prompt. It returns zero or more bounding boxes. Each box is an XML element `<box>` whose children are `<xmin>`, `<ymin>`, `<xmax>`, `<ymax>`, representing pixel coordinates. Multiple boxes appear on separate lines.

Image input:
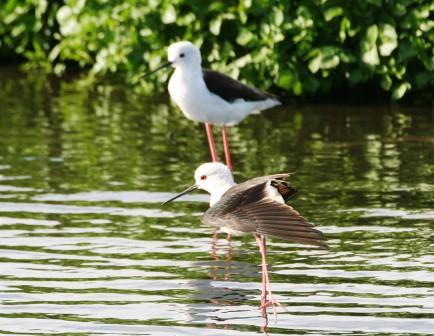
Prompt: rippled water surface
<box><xmin>0</xmin><ymin>69</ymin><xmax>433</xmax><ymax>335</ymax></box>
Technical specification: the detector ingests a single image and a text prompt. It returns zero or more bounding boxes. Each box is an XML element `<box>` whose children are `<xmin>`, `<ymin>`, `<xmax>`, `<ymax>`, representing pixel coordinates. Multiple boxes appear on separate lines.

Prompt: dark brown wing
<box><xmin>202</xmin><ymin>69</ymin><xmax>278</xmax><ymax>102</ymax></box>
<box><xmin>223</xmin><ymin>173</ymin><xmax>292</xmax><ymax>198</ymax></box>
<box><xmin>271</xmin><ymin>179</ymin><xmax>298</xmax><ymax>202</ymax></box>
<box><xmin>202</xmin><ymin>177</ymin><xmax>327</xmax><ymax>248</ymax></box>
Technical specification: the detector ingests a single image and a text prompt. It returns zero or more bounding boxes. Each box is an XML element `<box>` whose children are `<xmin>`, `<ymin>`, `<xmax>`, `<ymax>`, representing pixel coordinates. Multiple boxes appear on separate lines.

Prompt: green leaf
<box><xmin>365</xmin><ymin>25</ymin><xmax>378</xmax><ymax>46</ymax></box>
<box><xmin>56</xmin><ymin>6</ymin><xmax>72</xmax><ymax>23</ymax></box>
<box><xmin>393</xmin><ymin>3</ymin><xmax>407</xmax><ymax>16</ymax></box>
<box><xmin>361</xmin><ymin>25</ymin><xmax>379</xmax><ymax>65</ymax></box>
<box><xmin>308</xmin><ymin>47</ymin><xmax>340</xmax><ymax>73</ymax></box>
<box><xmin>293</xmin><ymin>81</ymin><xmax>303</xmax><ymax>95</ymax></box>
<box><xmin>324</xmin><ymin>7</ymin><xmax>343</xmax><ymax>22</ymax></box>
<box><xmin>272</xmin><ymin>8</ymin><xmax>284</xmax><ymax>26</ymax></box>
<box><xmin>243</xmin><ymin>0</ymin><xmax>252</xmax><ymax>8</ymax></box>
<box><xmin>308</xmin><ymin>54</ymin><xmax>321</xmax><ymax>73</ymax></box>
<box><xmin>362</xmin><ymin>47</ymin><xmax>379</xmax><ymax>65</ymax></box>
<box><xmin>210</xmin><ymin>17</ymin><xmax>222</xmax><ymax>35</ymax></box>
<box><xmin>379</xmin><ymin>24</ymin><xmax>397</xmax><ymax>56</ymax></box>
<box><xmin>277</xmin><ymin>69</ymin><xmax>294</xmax><ymax>89</ymax></box>
<box><xmin>162</xmin><ymin>5</ymin><xmax>176</xmax><ymax>24</ymax></box>
<box><xmin>391</xmin><ymin>82</ymin><xmax>411</xmax><ymax>100</ymax></box>
<box><xmin>320</xmin><ymin>49</ymin><xmax>340</xmax><ymax>69</ymax></box>
<box><xmin>236</xmin><ymin>29</ymin><xmax>254</xmax><ymax>46</ymax></box>
<box><xmin>380</xmin><ymin>75</ymin><xmax>392</xmax><ymax>90</ymax></box>
<box><xmin>367</xmin><ymin>0</ymin><xmax>382</xmax><ymax>7</ymax></box>
<box><xmin>48</xmin><ymin>44</ymin><xmax>61</xmax><ymax>61</ymax></box>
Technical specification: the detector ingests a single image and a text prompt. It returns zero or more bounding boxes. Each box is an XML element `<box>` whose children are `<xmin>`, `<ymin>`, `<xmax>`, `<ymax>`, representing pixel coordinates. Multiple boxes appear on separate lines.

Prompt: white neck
<box><xmin>175</xmin><ymin>64</ymin><xmax>202</xmax><ymax>78</ymax></box>
<box><xmin>209</xmin><ymin>181</ymin><xmax>236</xmax><ymax>206</ymax></box>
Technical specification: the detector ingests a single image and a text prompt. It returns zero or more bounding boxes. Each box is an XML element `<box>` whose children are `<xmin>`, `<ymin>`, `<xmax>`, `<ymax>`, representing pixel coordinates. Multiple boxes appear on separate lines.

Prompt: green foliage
<box><xmin>0</xmin><ymin>0</ymin><xmax>433</xmax><ymax>100</ymax></box>
<box><xmin>0</xmin><ymin>0</ymin><xmax>61</xmax><ymax>68</ymax></box>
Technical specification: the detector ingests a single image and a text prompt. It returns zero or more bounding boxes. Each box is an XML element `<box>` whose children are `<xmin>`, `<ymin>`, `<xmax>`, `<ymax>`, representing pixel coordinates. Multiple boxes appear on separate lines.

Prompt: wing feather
<box><xmin>202</xmin><ymin>177</ymin><xmax>327</xmax><ymax>248</ymax></box>
<box><xmin>202</xmin><ymin>69</ymin><xmax>278</xmax><ymax>103</ymax></box>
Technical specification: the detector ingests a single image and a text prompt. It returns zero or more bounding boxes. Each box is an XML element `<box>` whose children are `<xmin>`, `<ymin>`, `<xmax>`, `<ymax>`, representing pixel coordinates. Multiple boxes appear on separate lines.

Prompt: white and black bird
<box><xmin>163</xmin><ymin>162</ymin><xmax>327</xmax><ymax>318</ymax></box>
<box><xmin>148</xmin><ymin>41</ymin><xmax>280</xmax><ymax>170</ymax></box>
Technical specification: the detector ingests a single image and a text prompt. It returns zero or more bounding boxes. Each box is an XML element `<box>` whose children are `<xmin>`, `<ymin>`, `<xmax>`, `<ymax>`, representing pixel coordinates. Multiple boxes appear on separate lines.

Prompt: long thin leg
<box><xmin>224</xmin><ymin>234</ymin><xmax>233</xmax><ymax>280</ymax></box>
<box><xmin>256</xmin><ymin>234</ymin><xmax>282</xmax><ymax>322</ymax></box>
<box><xmin>221</xmin><ymin>126</ymin><xmax>233</xmax><ymax>171</ymax></box>
<box><xmin>204</xmin><ymin>123</ymin><xmax>219</xmax><ymax>162</ymax></box>
<box><xmin>255</xmin><ymin>235</ymin><xmax>268</xmax><ymax>318</ymax></box>
<box><xmin>211</xmin><ymin>229</ymin><xmax>219</xmax><ymax>261</ymax></box>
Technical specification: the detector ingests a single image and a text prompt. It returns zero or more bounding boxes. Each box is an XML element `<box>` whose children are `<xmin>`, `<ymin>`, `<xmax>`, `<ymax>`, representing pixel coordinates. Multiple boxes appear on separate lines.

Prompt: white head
<box><xmin>194</xmin><ymin>162</ymin><xmax>234</xmax><ymax>195</ymax></box>
<box><xmin>167</xmin><ymin>41</ymin><xmax>202</xmax><ymax>71</ymax></box>
<box><xmin>163</xmin><ymin>162</ymin><xmax>235</xmax><ymax>206</ymax></box>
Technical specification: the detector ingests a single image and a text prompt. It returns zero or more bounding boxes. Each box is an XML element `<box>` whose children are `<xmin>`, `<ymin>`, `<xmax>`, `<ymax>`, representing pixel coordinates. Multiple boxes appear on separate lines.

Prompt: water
<box><xmin>0</xmin><ymin>68</ymin><xmax>433</xmax><ymax>335</ymax></box>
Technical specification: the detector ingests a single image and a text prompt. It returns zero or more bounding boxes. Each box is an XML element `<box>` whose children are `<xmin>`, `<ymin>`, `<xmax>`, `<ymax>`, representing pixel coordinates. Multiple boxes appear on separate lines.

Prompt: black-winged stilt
<box><xmin>148</xmin><ymin>41</ymin><xmax>280</xmax><ymax>170</ymax></box>
<box><xmin>163</xmin><ymin>162</ymin><xmax>327</xmax><ymax>319</ymax></box>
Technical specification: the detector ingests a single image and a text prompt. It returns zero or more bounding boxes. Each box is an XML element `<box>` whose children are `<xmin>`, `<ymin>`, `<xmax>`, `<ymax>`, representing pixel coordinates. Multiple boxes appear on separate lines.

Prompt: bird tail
<box><xmin>250</xmin><ymin>98</ymin><xmax>280</xmax><ymax>115</ymax></box>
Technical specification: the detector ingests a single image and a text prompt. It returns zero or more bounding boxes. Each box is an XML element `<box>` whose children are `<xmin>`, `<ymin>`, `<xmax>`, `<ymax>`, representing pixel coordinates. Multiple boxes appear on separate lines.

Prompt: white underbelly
<box><xmin>168</xmin><ymin>73</ymin><xmax>219</xmax><ymax>123</ymax></box>
<box><xmin>170</xmin><ymin>87</ymin><xmax>235</xmax><ymax>124</ymax></box>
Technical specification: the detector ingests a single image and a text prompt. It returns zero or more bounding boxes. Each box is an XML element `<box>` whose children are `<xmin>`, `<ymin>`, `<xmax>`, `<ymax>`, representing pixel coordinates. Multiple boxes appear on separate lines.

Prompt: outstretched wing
<box><xmin>202</xmin><ymin>176</ymin><xmax>327</xmax><ymax>248</ymax></box>
<box><xmin>203</xmin><ymin>69</ymin><xmax>278</xmax><ymax>103</ymax></box>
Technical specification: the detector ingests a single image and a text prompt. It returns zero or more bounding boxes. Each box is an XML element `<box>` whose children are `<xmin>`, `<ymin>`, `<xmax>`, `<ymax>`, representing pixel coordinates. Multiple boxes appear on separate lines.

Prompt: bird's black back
<box><xmin>202</xmin><ymin>69</ymin><xmax>277</xmax><ymax>103</ymax></box>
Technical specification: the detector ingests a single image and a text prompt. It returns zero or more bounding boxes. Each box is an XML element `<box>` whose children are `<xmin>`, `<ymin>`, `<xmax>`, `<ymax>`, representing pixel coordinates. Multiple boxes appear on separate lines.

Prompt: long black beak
<box><xmin>145</xmin><ymin>61</ymin><xmax>172</xmax><ymax>76</ymax></box>
<box><xmin>162</xmin><ymin>184</ymin><xmax>198</xmax><ymax>205</ymax></box>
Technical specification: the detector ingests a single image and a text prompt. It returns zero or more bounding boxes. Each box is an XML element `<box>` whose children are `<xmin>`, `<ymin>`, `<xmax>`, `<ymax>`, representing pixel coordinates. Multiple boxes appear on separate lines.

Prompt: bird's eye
<box><xmin>180</xmin><ymin>53</ymin><xmax>185</xmax><ymax>58</ymax></box>
<box><xmin>200</xmin><ymin>175</ymin><xmax>207</xmax><ymax>180</ymax></box>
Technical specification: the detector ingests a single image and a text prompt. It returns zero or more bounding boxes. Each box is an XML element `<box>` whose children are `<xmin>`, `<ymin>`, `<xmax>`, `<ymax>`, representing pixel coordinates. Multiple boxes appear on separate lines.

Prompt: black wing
<box><xmin>202</xmin><ymin>69</ymin><xmax>277</xmax><ymax>103</ymax></box>
<box><xmin>202</xmin><ymin>177</ymin><xmax>327</xmax><ymax>248</ymax></box>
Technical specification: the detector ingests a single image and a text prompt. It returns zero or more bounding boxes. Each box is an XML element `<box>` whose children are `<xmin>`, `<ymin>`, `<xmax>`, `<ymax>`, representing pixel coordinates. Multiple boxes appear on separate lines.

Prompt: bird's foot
<box><xmin>260</xmin><ymin>295</ymin><xmax>286</xmax><ymax>323</ymax></box>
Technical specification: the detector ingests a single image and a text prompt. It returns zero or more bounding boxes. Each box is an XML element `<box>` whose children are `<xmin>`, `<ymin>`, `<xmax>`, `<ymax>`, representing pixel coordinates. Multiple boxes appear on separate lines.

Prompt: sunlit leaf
<box><xmin>236</xmin><ymin>29</ymin><xmax>254</xmax><ymax>46</ymax></box>
<box><xmin>161</xmin><ymin>5</ymin><xmax>176</xmax><ymax>24</ymax></box>
<box><xmin>324</xmin><ymin>7</ymin><xmax>343</xmax><ymax>21</ymax></box>
<box><xmin>361</xmin><ymin>25</ymin><xmax>379</xmax><ymax>65</ymax></box>
<box><xmin>308</xmin><ymin>54</ymin><xmax>321</xmax><ymax>73</ymax></box>
<box><xmin>272</xmin><ymin>8</ymin><xmax>284</xmax><ymax>26</ymax></box>
<box><xmin>391</xmin><ymin>82</ymin><xmax>411</xmax><ymax>100</ymax></box>
<box><xmin>210</xmin><ymin>17</ymin><xmax>222</xmax><ymax>35</ymax></box>
<box><xmin>365</xmin><ymin>25</ymin><xmax>378</xmax><ymax>46</ymax></box>
<box><xmin>362</xmin><ymin>47</ymin><xmax>379</xmax><ymax>65</ymax></box>
<box><xmin>48</xmin><ymin>44</ymin><xmax>61</xmax><ymax>61</ymax></box>
<box><xmin>379</xmin><ymin>24</ymin><xmax>397</xmax><ymax>56</ymax></box>
<box><xmin>308</xmin><ymin>47</ymin><xmax>340</xmax><ymax>73</ymax></box>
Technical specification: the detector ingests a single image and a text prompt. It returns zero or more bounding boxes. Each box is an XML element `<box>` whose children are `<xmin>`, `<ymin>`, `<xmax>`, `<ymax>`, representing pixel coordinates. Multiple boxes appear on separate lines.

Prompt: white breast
<box><xmin>265</xmin><ymin>181</ymin><xmax>285</xmax><ymax>203</ymax></box>
<box><xmin>169</xmin><ymin>71</ymin><xmax>226</xmax><ymax>124</ymax></box>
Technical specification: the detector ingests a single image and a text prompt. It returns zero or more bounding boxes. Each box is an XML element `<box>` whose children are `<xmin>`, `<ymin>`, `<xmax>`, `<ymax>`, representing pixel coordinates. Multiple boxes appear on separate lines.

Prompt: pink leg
<box><xmin>224</xmin><ymin>234</ymin><xmax>233</xmax><ymax>280</ymax></box>
<box><xmin>221</xmin><ymin>126</ymin><xmax>233</xmax><ymax>171</ymax></box>
<box><xmin>205</xmin><ymin>123</ymin><xmax>219</xmax><ymax>162</ymax></box>
<box><xmin>211</xmin><ymin>229</ymin><xmax>219</xmax><ymax>261</ymax></box>
<box><xmin>255</xmin><ymin>234</ymin><xmax>282</xmax><ymax>322</ymax></box>
<box><xmin>255</xmin><ymin>235</ymin><xmax>267</xmax><ymax>318</ymax></box>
